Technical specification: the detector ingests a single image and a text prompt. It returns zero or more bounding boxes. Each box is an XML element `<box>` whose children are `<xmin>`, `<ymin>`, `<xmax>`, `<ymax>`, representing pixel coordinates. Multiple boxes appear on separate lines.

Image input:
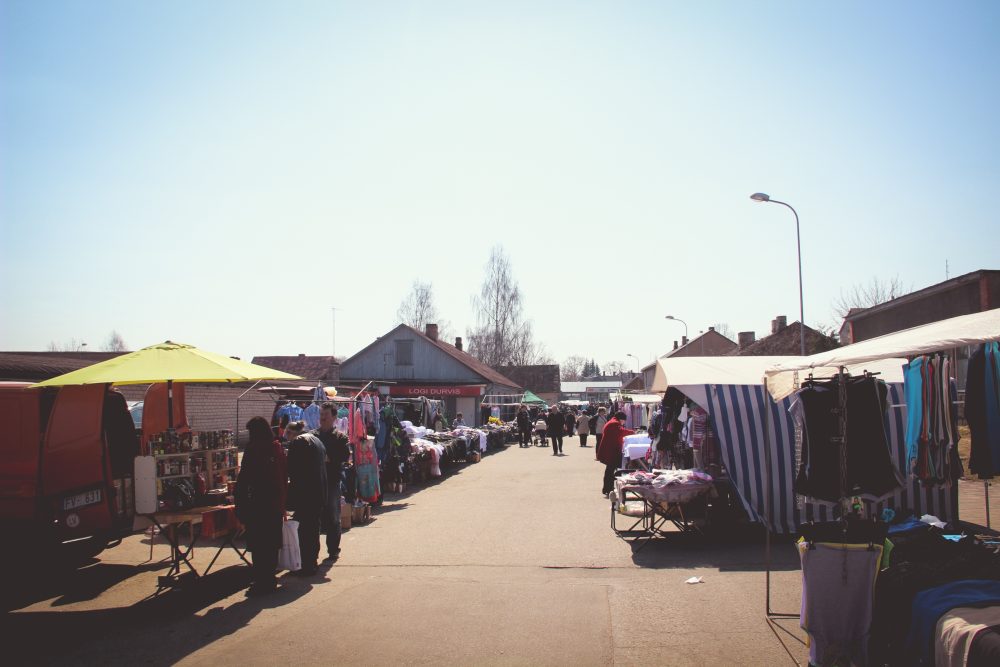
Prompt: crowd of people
<box><xmin>235</xmin><ymin>401</ymin><xmax>352</xmax><ymax>596</ymax></box>
<box><xmin>512</xmin><ymin>403</ymin><xmax>635</xmax><ymax>497</ymax></box>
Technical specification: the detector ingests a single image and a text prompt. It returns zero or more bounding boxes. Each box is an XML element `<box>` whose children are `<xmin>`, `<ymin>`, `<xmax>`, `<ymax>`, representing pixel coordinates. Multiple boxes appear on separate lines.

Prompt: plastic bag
<box><xmin>278</xmin><ymin>519</ymin><xmax>301</xmax><ymax>571</ymax></box>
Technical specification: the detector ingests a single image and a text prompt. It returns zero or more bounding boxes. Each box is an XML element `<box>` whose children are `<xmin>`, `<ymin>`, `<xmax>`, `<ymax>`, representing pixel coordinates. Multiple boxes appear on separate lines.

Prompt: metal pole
<box><xmin>770</xmin><ymin>199</ymin><xmax>804</xmax><ymax>356</ymax></box>
<box><xmin>986</xmin><ymin>480</ymin><xmax>992</xmax><ymax>530</ymax></box>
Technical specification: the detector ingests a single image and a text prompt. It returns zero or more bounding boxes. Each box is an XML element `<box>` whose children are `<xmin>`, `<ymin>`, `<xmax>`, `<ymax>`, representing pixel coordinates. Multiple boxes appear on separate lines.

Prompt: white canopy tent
<box><xmin>765</xmin><ymin>308</ymin><xmax>1000</xmax><ymax>400</ymax></box>
<box><xmin>651</xmin><ymin>355</ymin><xmax>905</xmax><ymax>407</ymax></box>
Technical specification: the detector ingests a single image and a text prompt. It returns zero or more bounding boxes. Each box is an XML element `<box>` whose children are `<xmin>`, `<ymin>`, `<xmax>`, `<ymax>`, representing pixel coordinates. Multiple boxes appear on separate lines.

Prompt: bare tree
<box><xmin>102</xmin><ymin>330</ymin><xmax>128</xmax><ymax>352</ymax></box>
<box><xmin>467</xmin><ymin>246</ymin><xmax>540</xmax><ymax>366</ymax></box>
<box><xmin>561</xmin><ymin>355</ymin><xmax>586</xmax><ymax>381</ymax></box>
<box><xmin>712</xmin><ymin>322</ymin><xmax>735</xmax><ymax>340</ymax></box>
<box><xmin>47</xmin><ymin>338</ymin><xmax>87</xmax><ymax>351</ymax></box>
<box><xmin>397</xmin><ymin>280</ymin><xmax>452</xmax><ymax>340</ymax></box>
<box><xmin>832</xmin><ymin>275</ymin><xmax>908</xmax><ymax>321</ymax></box>
<box><xmin>397</xmin><ymin>281</ymin><xmax>439</xmax><ymax>331</ymax></box>
<box><xmin>604</xmin><ymin>360</ymin><xmax>627</xmax><ymax>377</ymax></box>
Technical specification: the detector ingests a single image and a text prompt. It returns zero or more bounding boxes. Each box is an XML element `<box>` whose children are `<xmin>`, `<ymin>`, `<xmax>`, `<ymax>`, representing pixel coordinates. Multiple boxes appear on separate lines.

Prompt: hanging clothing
<box><xmin>799</xmin><ymin>541</ymin><xmax>883</xmax><ymax>667</ymax></box>
<box><xmin>792</xmin><ymin>375</ymin><xmax>903</xmax><ymax>502</ymax></box>
<box><xmin>302</xmin><ymin>403</ymin><xmax>321</xmax><ymax>430</ymax></box>
<box><xmin>967</xmin><ymin>342</ymin><xmax>1000</xmax><ymax>478</ymax></box>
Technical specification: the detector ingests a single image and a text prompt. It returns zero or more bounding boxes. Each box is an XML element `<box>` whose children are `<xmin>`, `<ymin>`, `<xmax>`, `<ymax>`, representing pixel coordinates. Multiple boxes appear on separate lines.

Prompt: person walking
<box><xmin>593</xmin><ymin>407</ymin><xmax>608</xmax><ymax>452</ymax></box>
<box><xmin>311</xmin><ymin>402</ymin><xmax>351</xmax><ymax>563</ymax></box>
<box><xmin>285</xmin><ymin>421</ymin><xmax>327</xmax><ymax>576</ymax></box>
<box><xmin>234</xmin><ymin>416</ymin><xmax>287</xmax><ymax>596</ymax></box>
<box><xmin>564</xmin><ymin>410</ymin><xmax>576</xmax><ymax>439</ymax></box>
<box><xmin>546</xmin><ymin>406</ymin><xmax>565</xmax><ymax>455</ymax></box>
<box><xmin>515</xmin><ymin>405</ymin><xmax>532</xmax><ymax>448</ymax></box>
<box><xmin>576</xmin><ymin>409</ymin><xmax>591</xmax><ymax>447</ymax></box>
<box><xmin>597</xmin><ymin>410</ymin><xmax>634</xmax><ymax>496</ymax></box>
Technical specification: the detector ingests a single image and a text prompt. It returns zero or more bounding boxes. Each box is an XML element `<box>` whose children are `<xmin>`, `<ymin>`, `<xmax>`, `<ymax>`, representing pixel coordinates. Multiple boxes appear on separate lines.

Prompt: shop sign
<box><xmin>389</xmin><ymin>385</ymin><xmax>483</xmax><ymax>397</ymax></box>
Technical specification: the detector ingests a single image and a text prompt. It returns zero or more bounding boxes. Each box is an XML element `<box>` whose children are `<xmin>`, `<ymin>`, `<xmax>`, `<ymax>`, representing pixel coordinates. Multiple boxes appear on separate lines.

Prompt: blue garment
<box><xmin>905</xmin><ymin>579</ymin><xmax>1000</xmax><ymax>666</ymax></box>
<box><xmin>887</xmin><ymin>517</ymin><xmax>930</xmax><ymax>535</ymax></box>
<box><xmin>903</xmin><ymin>357</ymin><xmax>924</xmax><ymax>468</ymax></box>
<box><xmin>302</xmin><ymin>403</ymin><xmax>321</xmax><ymax>430</ymax></box>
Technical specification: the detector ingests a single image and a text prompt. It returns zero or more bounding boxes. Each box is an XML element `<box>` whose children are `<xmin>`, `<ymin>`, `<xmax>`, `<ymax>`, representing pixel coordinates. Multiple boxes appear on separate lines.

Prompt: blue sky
<box><xmin>2</xmin><ymin>1</ymin><xmax>998</xmax><ymax>369</ymax></box>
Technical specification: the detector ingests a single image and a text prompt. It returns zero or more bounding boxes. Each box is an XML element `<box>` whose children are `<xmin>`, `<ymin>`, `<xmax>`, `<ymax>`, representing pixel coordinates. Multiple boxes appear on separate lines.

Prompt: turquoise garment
<box><xmin>903</xmin><ymin>357</ymin><xmax>924</xmax><ymax>466</ymax></box>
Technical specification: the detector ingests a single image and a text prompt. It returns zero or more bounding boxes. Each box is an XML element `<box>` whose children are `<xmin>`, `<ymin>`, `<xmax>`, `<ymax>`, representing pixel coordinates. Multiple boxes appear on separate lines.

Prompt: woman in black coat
<box><xmin>235</xmin><ymin>416</ymin><xmax>287</xmax><ymax>595</ymax></box>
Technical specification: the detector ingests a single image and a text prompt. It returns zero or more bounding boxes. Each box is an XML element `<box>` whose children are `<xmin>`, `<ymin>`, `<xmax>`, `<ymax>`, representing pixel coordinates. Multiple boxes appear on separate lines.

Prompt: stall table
<box><xmin>612</xmin><ymin>473</ymin><xmax>715</xmax><ymax>552</ymax></box>
<box><xmin>145</xmin><ymin>505</ymin><xmax>249</xmax><ymax>592</ymax></box>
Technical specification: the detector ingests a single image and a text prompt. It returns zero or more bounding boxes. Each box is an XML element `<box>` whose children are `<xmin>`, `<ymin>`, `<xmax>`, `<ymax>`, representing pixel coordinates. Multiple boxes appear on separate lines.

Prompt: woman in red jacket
<box><xmin>596</xmin><ymin>411</ymin><xmax>634</xmax><ymax>496</ymax></box>
<box><xmin>235</xmin><ymin>416</ymin><xmax>288</xmax><ymax>596</ymax></box>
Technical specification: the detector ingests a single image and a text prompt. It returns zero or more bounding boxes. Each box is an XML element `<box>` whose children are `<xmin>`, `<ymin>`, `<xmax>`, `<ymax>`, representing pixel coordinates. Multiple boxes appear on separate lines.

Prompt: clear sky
<box><xmin>2</xmin><ymin>1</ymin><xmax>998</xmax><ymax>370</ymax></box>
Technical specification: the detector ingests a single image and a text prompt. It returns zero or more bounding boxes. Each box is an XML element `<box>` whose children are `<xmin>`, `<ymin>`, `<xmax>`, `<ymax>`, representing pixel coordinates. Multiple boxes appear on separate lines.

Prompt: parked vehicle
<box><xmin>0</xmin><ymin>382</ymin><xmax>140</xmax><ymax>561</ymax></box>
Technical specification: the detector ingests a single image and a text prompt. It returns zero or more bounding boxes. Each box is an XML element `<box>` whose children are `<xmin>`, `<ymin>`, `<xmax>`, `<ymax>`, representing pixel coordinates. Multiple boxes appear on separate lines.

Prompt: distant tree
<box><xmin>582</xmin><ymin>359</ymin><xmax>601</xmax><ymax>378</ymax></box>
<box><xmin>102</xmin><ymin>330</ymin><xmax>128</xmax><ymax>352</ymax></box>
<box><xmin>604</xmin><ymin>360</ymin><xmax>627</xmax><ymax>376</ymax></box>
<box><xmin>467</xmin><ymin>246</ymin><xmax>541</xmax><ymax>366</ymax></box>
<box><xmin>561</xmin><ymin>355</ymin><xmax>586</xmax><ymax>381</ymax></box>
<box><xmin>712</xmin><ymin>322</ymin><xmax>735</xmax><ymax>340</ymax></box>
<box><xmin>832</xmin><ymin>275</ymin><xmax>909</xmax><ymax>321</ymax></box>
<box><xmin>397</xmin><ymin>280</ymin><xmax>452</xmax><ymax>341</ymax></box>
<box><xmin>47</xmin><ymin>338</ymin><xmax>87</xmax><ymax>352</ymax></box>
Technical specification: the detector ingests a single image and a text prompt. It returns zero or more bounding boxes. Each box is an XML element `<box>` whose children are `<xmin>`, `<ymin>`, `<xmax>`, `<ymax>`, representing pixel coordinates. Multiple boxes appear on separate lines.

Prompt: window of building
<box><xmin>395</xmin><ymin>339</ymin><xmax>413</xmax><ymax>366</ymax></box>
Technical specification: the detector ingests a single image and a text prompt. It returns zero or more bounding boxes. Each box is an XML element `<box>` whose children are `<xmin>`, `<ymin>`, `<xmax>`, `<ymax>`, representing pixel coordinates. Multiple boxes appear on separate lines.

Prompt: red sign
<box><xmin>389</xmin><ymin>385</ymin><xmax>483</xmax><ymax>397</ymax></box>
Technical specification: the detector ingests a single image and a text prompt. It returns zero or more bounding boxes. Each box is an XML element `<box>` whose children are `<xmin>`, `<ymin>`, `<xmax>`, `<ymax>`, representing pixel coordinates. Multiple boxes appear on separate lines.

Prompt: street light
<box><xmin>665</xmin><ymin>315</ymin><xmax>688</xmax><ymax>343</ymax></box>
<box><xmin>750</xmin><ymin>192</ymin><xmax>805</xmax><ymax>357</ymax></box>
<box><xmin>626</xmin><ymin>353</ymin><xmax>640</xmax><ymax>372</ymax></box>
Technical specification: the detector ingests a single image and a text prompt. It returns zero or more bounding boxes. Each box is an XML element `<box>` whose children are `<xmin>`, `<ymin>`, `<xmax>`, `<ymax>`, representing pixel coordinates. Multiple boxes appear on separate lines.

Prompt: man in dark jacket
<box><xmin>546</xmin><ymin>406</ymin><xmax>565</xmax><ymax>456</ymax></box>
<box><xmin>515</xmin><ymin>405</ymin><xmax>532</xmax><ymax>448</ymax></box>
<box><xmin>312</xmin><ymin>402</ymin><xmax>352</xmax><ymax>562</ymax></box>
<box><xmin>286</xmin><ymin>422</ymin><xmax>327</xmax><ymax>575</ymax></box>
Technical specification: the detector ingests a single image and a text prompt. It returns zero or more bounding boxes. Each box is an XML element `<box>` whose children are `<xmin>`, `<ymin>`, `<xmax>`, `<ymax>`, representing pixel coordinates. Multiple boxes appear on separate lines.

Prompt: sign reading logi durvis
<box><xmin>388</xmin><ymin>385</ymin><xmax>483</xmax><ymax>397</ymax></box>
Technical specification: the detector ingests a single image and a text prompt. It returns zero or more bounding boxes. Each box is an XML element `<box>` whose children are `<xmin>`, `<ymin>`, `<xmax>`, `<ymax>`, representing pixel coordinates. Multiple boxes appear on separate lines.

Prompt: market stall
<box><xmin>760</xmin><ymin>308</ymin><xmax>1000</xmax><ymax>664</ymax></box>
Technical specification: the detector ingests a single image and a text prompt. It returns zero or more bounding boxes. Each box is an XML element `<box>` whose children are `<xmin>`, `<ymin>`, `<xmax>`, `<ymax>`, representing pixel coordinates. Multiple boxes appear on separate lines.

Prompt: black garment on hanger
<box><xmin>794</xmin><ymin>376</ymin><xmax>903</xmax><ymax>502</ymax></box>
<box><xmin>967</xmin><ymin>344</ymin><xmax>995</xmax><ymax>478</ymax></box>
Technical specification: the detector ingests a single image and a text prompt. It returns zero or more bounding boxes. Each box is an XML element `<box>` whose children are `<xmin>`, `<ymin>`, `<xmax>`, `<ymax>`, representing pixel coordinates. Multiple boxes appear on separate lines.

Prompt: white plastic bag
<box><xmin>278</xmin><ymin>519</ymin><xmax>301</xmax><ymax>572</ymax></box>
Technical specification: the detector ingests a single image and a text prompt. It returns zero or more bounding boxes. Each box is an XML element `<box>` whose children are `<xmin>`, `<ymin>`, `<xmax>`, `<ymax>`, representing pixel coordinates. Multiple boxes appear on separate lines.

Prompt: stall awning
<box><xmin>611</xmin><ymin>392</ymin><xmax>662</xmax><ymax>404</ymax></box>
<box><xmin>765</xmin><ymin>308</ymin><xmax>1000</xmax><ymax>400</ymax></box>
<box><xmin>521</xmin><ymin>390</ymin><xmax>548</xmax><ymax>405</ymax></box>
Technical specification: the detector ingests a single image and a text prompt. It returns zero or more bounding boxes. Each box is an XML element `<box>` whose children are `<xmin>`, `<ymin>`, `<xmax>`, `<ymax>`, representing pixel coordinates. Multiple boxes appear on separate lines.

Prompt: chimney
<box><xmin>708</xmin><ymin>326</ymin><xmax>715</xmax><ymax>332</ymax></box>
<box><xmin>454</xmin><ymin>336</ymin><xmax>463</xmax><ymax>351</ymax></box>
<box><xmin>682</xmin><ymin>335</ymin><xmax>689</xmax><ymax>346</ymax></box>
<box><xmin>673</xmin><ymin>340</ymin><xmax>679</xmax><ymax>350</ymax></box>
<box><xmin>738</xmin><ymin>331</ymin><xmax>756</xmax><ymax>349</ymax></box>
<box><xmin>298</xmin><ymin>353</ymin><xmax>305</xmax><ymax>357</ymax></box>
<box><xmin>776</xmin><ymin>315</ymin><xmax>787</xmax><ymax>332</ymax></box>
<box><xmin>425</xmin><ymin>323</ymin><xmax>439</xmax><ymax>341</ymax></box>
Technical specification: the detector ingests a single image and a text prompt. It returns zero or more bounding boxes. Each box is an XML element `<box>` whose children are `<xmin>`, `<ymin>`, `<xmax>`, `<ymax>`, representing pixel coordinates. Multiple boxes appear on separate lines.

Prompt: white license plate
<box><xmin>62</xmin><ymin>489</ymin><xmax>102</xmax><ymax>511</ymax></box>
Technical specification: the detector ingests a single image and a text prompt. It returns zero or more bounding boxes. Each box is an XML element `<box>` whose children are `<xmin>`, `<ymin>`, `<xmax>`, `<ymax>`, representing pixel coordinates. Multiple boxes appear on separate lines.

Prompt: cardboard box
<box><xmin>351</xmin><ymin>503</ymin><xmax>371</xmax><ymax>525</ymax></box>
<box><xmin>340</xmin><ymin>501</ymin><xmax>351</xmax><ymax>530</ymax></box>
<box><xmin>200</xmin><ymin>506</ymin><xmax>233</xmax><ymax>538</ymax></box>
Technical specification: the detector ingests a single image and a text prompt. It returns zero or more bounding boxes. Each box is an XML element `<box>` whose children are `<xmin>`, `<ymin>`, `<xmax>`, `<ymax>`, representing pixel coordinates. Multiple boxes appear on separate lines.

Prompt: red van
<box><xmin>0</xmin><ymin>382</ymin><xmax>140</xmax><ymax>560</ymax></box>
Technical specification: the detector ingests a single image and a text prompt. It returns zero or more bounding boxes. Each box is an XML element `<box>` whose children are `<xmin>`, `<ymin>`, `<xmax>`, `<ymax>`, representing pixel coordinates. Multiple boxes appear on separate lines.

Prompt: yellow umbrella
<box><xmin>31</xmin><ymin>340</ymin><xmax>302</xmax><ymax>428</ymax></box>
<box><xmin>31</xmin><ymin>340</ymin><xmax>301</xmax><ymax>386</ymax></box>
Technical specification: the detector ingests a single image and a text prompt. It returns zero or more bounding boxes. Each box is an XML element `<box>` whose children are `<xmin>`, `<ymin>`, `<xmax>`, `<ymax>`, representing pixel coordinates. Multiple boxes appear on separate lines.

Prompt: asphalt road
<box><xmin>4</xmin><ymin>437</ymin><xmax>809</xmax><ymax>666</ymax></box>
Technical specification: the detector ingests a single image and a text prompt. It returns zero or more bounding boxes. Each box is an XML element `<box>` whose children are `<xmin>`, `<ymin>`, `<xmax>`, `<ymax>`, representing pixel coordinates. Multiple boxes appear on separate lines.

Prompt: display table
<box><xmin>145</xmin><ymin>505</ymin><xmax>249</xmax><ymax>592</ymax></box>
<box><xmin>612</xmin><ymin>470</ymin><xmax>715</xmax><ymax>552</ymax></box>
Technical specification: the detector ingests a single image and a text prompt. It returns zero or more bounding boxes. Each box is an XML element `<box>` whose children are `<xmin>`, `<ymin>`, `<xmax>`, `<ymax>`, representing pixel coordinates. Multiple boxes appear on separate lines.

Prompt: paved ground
<box><xmin>4</xmin><ymin>438</ymin><xmax>995</xmax><ymax>666</ymax></box>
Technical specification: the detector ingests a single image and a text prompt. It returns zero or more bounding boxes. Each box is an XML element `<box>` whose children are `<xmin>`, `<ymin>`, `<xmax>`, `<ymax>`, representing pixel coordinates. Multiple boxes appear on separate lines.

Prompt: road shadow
<box><xmin>5</xmin><ymin>564</ymin><xmax>314</xmax><ymax>665</ymax></box>
<box><xmin>0</xmin><ymin>560</ymin><xmax>166</xmax><ymax>612</ymax></box>
<box><xmin>624</xmin><ymin>528</ymin><xmax>802</xmax><ymax>572</ymax></box>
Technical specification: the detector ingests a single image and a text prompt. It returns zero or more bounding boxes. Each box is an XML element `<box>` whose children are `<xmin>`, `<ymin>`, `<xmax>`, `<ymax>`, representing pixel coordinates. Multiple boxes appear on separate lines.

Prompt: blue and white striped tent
<box><xmin>652</xmin><ymin>357</ymin><xmax>958</xmax><ymax>534</ymax></box>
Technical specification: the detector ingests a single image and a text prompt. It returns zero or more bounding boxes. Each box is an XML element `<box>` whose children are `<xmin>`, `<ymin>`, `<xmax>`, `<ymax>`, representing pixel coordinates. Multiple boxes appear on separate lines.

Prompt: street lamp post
<box><xmin>750</xmin><ymin>192</ymin><xmax>805</xmax><ymax>357</ymax></box>
<box><xmin>626</xmin><ymin>353</ymin><xmax>640</xmax><ymax>373</ymax></box>
<box><xmin>664</xmin><ymin>315</ymin><xmax>688</xmax><ymax>344</ymax></box>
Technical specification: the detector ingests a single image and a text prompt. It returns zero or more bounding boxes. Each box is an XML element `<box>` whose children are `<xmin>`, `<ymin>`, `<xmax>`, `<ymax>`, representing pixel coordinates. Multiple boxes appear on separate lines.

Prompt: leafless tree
<box><xmin>467</xmin><ymin>245</ymin><xmax>540</xmax><ymax>366</ymax></box>
<box><xmin>712</xmin><ymin>322</ymin><xmax>735</xmax><ymax>340</ymax></box>
<box><xmin>46</xmin><ymin>338</ymin><xmax>87</xmax><ymax>352</ymax></box>
<box><xmin>397</xmin><ymin>280</ymin><xmax>452</xmax><ymax>340</ymax></box>
<box><xmin>832</xmin><ymin>275</ymin><xmax>909</xmax><ymax>321</ymax></box>
<box><xmin>561</xmin><ymin>355</ymin><xmax>586</xmax><ymax>381</ymax></box>
<box><xmin>102</xmin><ymin>330</ymin><xmax>128</xmax><ymax>352</ymax></box>
<box><xmin>604</xmin><ymin>360</ymin><xmax>627</xmax><ymax>377</ymax></box>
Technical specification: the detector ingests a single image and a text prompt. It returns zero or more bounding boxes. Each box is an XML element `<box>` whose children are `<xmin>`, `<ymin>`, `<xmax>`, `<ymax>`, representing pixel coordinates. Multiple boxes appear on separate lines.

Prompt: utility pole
<box><xmin>331</xmin><ymin>307</ymin><xmax>339</xmax><ymax>358</ymax></box>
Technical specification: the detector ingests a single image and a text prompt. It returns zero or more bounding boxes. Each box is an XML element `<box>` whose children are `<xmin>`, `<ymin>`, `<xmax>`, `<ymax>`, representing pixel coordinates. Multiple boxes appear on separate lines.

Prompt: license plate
<box><xmin>62</xmin><ymin>489</ymin><xmax>102</xmax><ymax>511</ymax></box>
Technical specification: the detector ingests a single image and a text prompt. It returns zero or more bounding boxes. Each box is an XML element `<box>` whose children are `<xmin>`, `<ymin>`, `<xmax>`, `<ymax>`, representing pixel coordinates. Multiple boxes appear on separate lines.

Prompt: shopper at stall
<box><xmin>576</xmin><ymin>409</ymin><xmax>591</xmax><ymax>447</ymax></box>
<box><xmin>593</xmin><ymin>407</ymin><xmax>608</xmax><ymax>452</ymax></box>
<box><xmin>285</xmin><ymin>421</ymin><xmax>327</xmax><ymax>576</ymax></box>
<box><xmin>235</xmin><ymin>416</ymin><xmax>287</xmax><ymax>596</ymax></box>
<box><xmin>452</xmin><ymin>412</ymin><xmax>466</xmax><ymax>427</ymax></box>
<box><xmin>597</xmin><ymin>411</ymin><xmax>635</xmax><ymax>496</ymax></box>
<box><xmin>564</xmin><ymin>410</ymin><xmax>576</xmax><ymax>438</ymax></box>
<box><xmin>516</xmin><ymin>405</ymin><xmax>532</xmax><ymax>448</ymax></box>
<box><xmin>312</xmin><ymin>402</ymin><xmax>351</xmax><ymax>563</ymax></box>
<box><xmin>546</xmin><ymin>406</ymin><xmax>565</xmax><ymax>455</ymax></box>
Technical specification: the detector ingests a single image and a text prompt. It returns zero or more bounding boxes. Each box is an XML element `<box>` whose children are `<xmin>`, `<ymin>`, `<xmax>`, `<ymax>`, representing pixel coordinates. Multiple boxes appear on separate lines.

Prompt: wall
<box><xmin>340</xmin><ymin>328</ymin><xmax>483</xmax><ymax>383</ymax></box>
